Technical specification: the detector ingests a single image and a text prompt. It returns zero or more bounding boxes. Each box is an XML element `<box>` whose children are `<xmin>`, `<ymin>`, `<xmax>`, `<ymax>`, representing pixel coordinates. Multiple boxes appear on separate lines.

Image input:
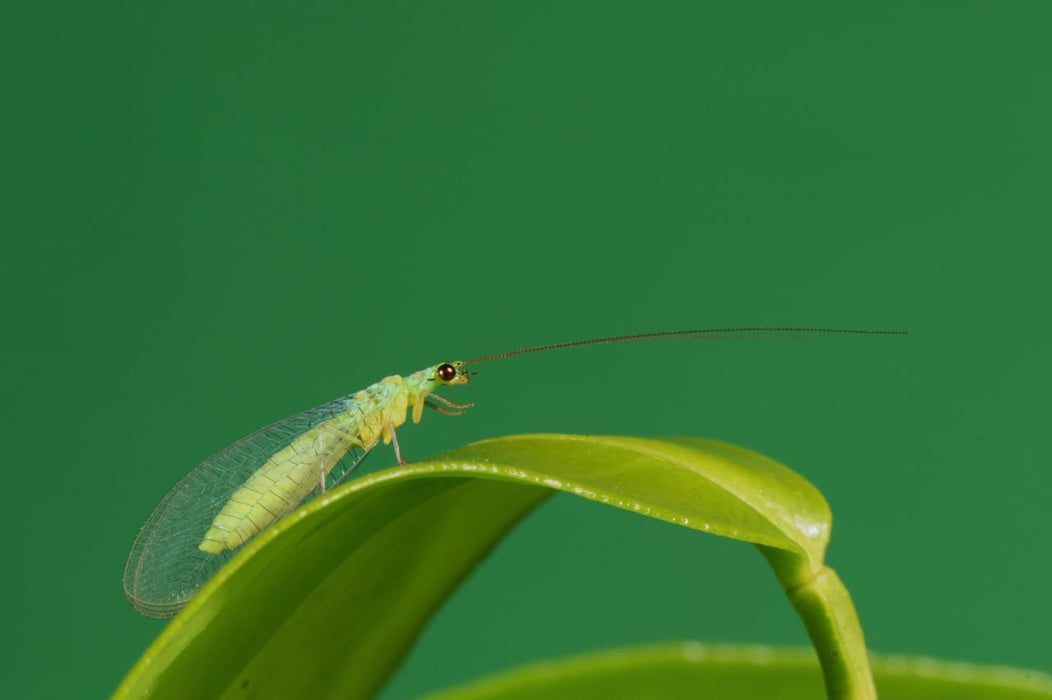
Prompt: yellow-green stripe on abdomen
<box><xmin>198</xmin><ymin>414</ymin><xmax>359</xmax><ymax>553</ymax></box>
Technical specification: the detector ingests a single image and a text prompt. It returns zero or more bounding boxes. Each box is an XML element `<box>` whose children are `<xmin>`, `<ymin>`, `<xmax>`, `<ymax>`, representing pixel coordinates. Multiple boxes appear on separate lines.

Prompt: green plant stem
<box><xmin>761</xmin><ymin>546</ymin><xmax>876</xmax><ymax>699</ymax></box>
<box><xmin>788</xmin><ymin>566</ymin><xmax>875</xmax><ymax>700</ymax></box>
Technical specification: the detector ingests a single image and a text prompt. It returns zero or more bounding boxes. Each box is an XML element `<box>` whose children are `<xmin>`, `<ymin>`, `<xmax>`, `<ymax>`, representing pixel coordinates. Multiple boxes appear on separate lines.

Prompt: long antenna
<box><xmin>461</xmin><ymin>327</ymin><xmax>908</xmax><ymax>366</ymax></box>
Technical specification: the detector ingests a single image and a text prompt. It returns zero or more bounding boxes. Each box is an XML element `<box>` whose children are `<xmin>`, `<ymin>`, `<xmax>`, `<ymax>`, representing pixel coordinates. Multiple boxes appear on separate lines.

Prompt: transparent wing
<box><xmin>123</xmin><ymin>395</ymin><xmax>374</xmax><ymax>618</ymax></box>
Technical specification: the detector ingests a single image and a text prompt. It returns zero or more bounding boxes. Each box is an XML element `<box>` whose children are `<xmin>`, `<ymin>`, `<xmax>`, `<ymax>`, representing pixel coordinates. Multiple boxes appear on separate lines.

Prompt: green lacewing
<box><xmin>123</xmin><ymin>327</ymin><xmax>906</xmax><ymax>617</ymax></box>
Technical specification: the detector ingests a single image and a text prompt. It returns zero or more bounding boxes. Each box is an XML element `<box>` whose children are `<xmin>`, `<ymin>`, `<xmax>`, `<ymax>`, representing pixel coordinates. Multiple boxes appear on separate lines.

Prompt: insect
<box><xmin>123</xmin><ymin>327</ymin><xmax>905</xmax><ymax>617</ymax></box>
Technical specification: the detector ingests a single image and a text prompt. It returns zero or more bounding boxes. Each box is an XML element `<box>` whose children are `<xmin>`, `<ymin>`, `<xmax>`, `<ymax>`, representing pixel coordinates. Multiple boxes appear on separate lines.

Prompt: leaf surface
<box><xmin>116</xmin><ymin>434</ymin><xmax>836</xmax><ymax>698</ymax></box>
<box><xmin>425</xmin><ymin>643</ymin><xmax>1052</xmax><ymax>700</ymax></box>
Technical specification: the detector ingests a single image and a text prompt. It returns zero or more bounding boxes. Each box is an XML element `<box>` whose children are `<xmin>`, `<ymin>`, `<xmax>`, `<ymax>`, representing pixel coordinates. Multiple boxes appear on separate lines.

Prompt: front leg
<box><xmin>425</xmin><ymin>400</ymin><xmax>465</xmax><ymax>416</ymax></box>
<box><xmin>428</xmin><ymin>393</ymin><xmax>474</xmax><ymax>412</ymax></box>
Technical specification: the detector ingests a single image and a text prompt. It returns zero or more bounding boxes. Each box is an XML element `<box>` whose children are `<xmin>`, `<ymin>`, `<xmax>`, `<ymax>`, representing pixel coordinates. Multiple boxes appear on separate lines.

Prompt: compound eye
<box><xmin>437</xmin><ymin>363</ymin><xmax>457</xmax><ymax>381</ymax></box>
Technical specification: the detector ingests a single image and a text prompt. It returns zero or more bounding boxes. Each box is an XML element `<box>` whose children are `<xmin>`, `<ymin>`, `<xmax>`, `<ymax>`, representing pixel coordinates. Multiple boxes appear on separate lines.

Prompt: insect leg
<box><xmin>390</xmin><ymin>425</ymin><xmax>406</xmax><ymax>465</ymax></box>
<box><xmin>425</xmin><ymin>400</ymin><xmax>465</xmax><ymax>416</ymax></box>
<box><xmin>428</xmin><ymin>393</ymin><xmax>474</xmax><ymax>411</ymax></box>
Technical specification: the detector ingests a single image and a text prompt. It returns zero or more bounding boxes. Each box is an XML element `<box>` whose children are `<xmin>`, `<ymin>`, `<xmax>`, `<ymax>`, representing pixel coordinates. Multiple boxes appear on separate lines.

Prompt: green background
<box><xmin>4</xmin><ymin>3</ymin><xmax>1050</xmax><ymax>697</ymax></box>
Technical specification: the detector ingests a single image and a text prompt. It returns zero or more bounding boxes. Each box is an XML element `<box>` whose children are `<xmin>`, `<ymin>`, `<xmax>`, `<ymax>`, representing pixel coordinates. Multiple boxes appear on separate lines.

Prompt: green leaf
<box><xmin>424</xmin><ymin>643</ymin><xmax>1052</xmax><ymax>700</ymax></box>
<box><xmin>115</xmin><ymin>435</ymin><xmax>861</xmax><ymax>699</ymax></box>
